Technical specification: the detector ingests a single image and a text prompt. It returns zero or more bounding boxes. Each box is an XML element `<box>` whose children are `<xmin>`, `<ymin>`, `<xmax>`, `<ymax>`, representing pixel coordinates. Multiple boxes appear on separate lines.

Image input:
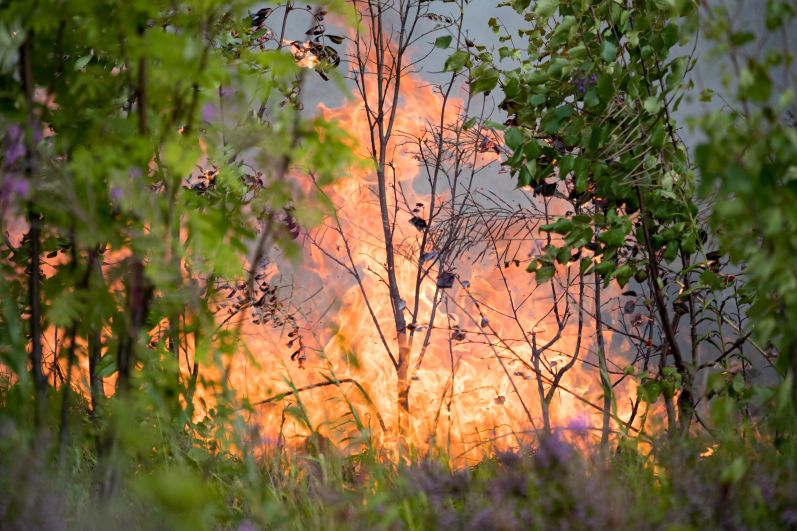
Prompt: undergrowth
<box><xmin>1</xmin><ymin>383</ymin><xmax>796</xmax><ymax>531</ymax></box>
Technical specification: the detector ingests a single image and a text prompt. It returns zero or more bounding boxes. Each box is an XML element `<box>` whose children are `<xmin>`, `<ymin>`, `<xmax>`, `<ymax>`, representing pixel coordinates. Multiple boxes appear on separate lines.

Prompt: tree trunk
<box><xmin>88</xmin><ymin>327</ymin><xmax>103</xmax><ymax>414</ymax></box>
<box><xmin>532</xmin><ymin>334</ymin><xmax>551</xmax><ymax>434</ymax></box>
<box><xmin>595</xmin><ymin>273</ymin><xmax>612</xmax><ymax>449</ymax></box>
<box><xmin>116</xmin><ymin>258</ymin><xmax>150</xmax><ymax>393</ymax></box>
<box><xmin>20</xmin><ymin>32</ymin><xmax>46</xmax><ymax>426</ymax></box>
<box><xmin>396</xmin><ymin>338</ymin><xmax>411</xmax><ymax>455</ymax></box>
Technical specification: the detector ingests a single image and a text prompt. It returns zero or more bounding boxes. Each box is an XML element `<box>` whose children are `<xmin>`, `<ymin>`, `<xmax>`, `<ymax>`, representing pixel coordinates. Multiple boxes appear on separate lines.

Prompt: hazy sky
<box><xmin>284</xmin><ymin>0</ymin><xmax>795</xmax><ymax>149</ymax></box>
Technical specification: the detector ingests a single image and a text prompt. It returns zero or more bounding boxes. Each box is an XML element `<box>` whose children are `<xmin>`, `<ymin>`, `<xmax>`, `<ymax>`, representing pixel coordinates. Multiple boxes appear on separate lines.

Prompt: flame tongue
<box><xmin>229</xmin><ymin>29</ymin><xmax>644</xmax><ymax>465</ymax></box>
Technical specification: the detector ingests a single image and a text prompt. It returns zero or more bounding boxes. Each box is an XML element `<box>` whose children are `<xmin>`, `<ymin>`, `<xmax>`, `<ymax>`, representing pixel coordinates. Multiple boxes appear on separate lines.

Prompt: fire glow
<box><xmin>229</xmin><ymin>34</ymin><xmax>647</xmax><ymax>464</ymax></box>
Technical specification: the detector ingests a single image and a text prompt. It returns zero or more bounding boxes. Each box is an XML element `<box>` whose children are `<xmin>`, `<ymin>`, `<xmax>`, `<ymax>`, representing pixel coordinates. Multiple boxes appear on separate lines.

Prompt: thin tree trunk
<box><xmin>396</xmin><ymin>347</ymin><xmax>410</xmax><ymax>450</ymax></box>
<box><xmin>184</xmin><ymin>322</ymin><xmax>201</xmax><ymax>425</ymax></box>
<box><xmin>116</xmin><ymin>55</ymin><xmax>152</xmax><ymax>394</ymax></box>
<box><xmin>595</xmin><ymin>273</ymin><xmax>612</xmax><ymax>449</ymax></box>
<box><xmin>635</xmin><ymin>185</ymin><xmax>693</xmax><ymax>432</ymax></box>
<box><xmin>357</xmin><ymin>1</ymin><xmax>419</xmax><ymax>450</ymax></box>
<box><xmin>532</xmin><ymin>333</ymin><xmax>551</xmax><ymax>434</ymax></box>
<box><xmin>102</xmin><ymin>53</ymin><xmax>152</xmax><ymax>501</ymax></box>
<box><xmin>88</xmin><ymin>247</ymin><xmax>105</xmax><ymax>416</ymax></box>
<box><xmin>57</xmin><ymin>325</ymin><xmax>77</xmax><ymax>468</ymax></box>
<box><xmin>20</xmin><ymin>31</ymin><xmax>47</xmax><ymax>426</ymax></box>
<box><xmin>117</xmin><ymin>258</ymin><xmax>151</xmax><ymax>393</ymax></box>
<box><xmin>58</xmin><ymin>247</ymin><xmax>98</xmax><ymax>466</ymax></box>
<box><xmin>88</xmin><ymin>326</ymin><xmax>102</xmax><ymax>414</ymax></box>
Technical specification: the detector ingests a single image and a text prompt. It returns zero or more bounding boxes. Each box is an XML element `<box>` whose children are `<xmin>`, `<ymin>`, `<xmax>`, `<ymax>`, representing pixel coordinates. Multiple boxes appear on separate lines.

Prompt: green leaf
<box><xmin>96</xmin><ymin>354</ymin><xmax>118</xmax><ymax>378</ymax></box>
<box><xmin>700</xmin><ymin>269</ymin><xmax>724</xmax><ymax>290</ymax></box>
<box><xmin>584</xmin><ymin>88</ymin><xmax>600</xmax><ymax>107</ymax></box>
<box><xmin>532</xmin><ymin>260</ymin><xmax>556</xmax><ymax>283</ymax></box>
<box><xmin>730</xmin><ymin>31</ymin><xmax>755</xmax><ymax>46</ymax></box>
<box><xmin>512</xmin><ymin>0</ymin><xmax>532</xmax><ymax>11</ymax></box>
<box><xmin>721</xmin><ymin>457</ymin><xmax>748</xmax><ymax>484</ymax></box>
<box><xmin>541</xmin><ymin>218</ymin><xmax>573</xmax><ymax>235</ymax></box>
<box><xmin>739</xmin><ymin>65</ymin><xmax>772</xmax><ymax>102</ymax></box>
<box><xmin>643</xmin><ymin>96</ymin><xmax>662</xmax><ymax>114</ymax></box>
<box><xmin>650</xmin><ymin>125</ymin><xmax>666</xmax><ymax>149</ymax></box>
<box><xmin>611</xmin><ymin>264</ymin><xmax>634</xmax><ymax>287</ymax></box>
<box><xmin>435</xmin><ymin>35</ymin><xmax>453</xmax><ymax>49</ymax></box>
<box><xmin>681</xmin><ymin>229</ymin><xmax>697</xmax><ymax>254</ymax></box>
<box><xmin>534</xmin><ymin>0</ymin><xmax>559</xmax><ymax>18</ymax></box>
<box><xmin>638</xmin><ymin>378</ymin><xmax>661</xmax><ymax>403</ymax></box>
<box><xmin>523</xmin><ymin>140</ymin><xmax>541</xmax><ymax>160</ymax></box>
<box><xmin>598</xmin><ymin>225</ymin><xmax>628</xmax><ymax>247</ymax></box>
<box><xmin>731</xmin><ymin>373</ymin><xmax>746</xmax><ymax>394</ymax></box>
<box><xmin>504</xmin><ymin>128</ymin><xmax>523</xmax><ymax>150</ymax></box>
<box><xmin>47</xmin><ymin>291</ymin><xmax>82</xmax><ymax>327</ymax></box>
<box><xmin>444</xmin><ymin>50</ymin><xmax>469</xmax><ymax>72</ymax></box>
<box><xmin>662</xmin><ymin>24</ymin><xmax>679</xmax><ymax>47</ymax></box>
<box><xmin>594</xmin><ymin>260</ymin><xmax>616</xmax><ymax>278</ymax></box>
<box><xmin>766</xmin><ymin>0</ymin><xmax>796</xmax><ymax>30</ymax></box>
<box><xmin>555</xmin><ymin>245</ymin><xmax>572</xmax><ymax>264</ymax></box>
<box><xmin>471</xmin><ymin>63</ymin><xmax>500</xmax><ymax>94</ymax></box>
<box><xmin>74</xmin><ymin>55</ymin><xmax>93</xmax><ymax>70</ymax></box>
<box><xmin>600</xmin><ymin>40</ymin><xmax>618</xmax><ymax>62</ymax></box>
<box><xmin>518</xmin><ymin>162</ymin><xmax>534</xmax><ymax>187</ymax></box>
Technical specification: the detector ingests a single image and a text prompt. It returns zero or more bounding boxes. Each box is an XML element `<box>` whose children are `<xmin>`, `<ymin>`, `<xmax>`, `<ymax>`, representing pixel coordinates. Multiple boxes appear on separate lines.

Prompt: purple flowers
<box><xmin>201</xmin><ymin>103</ymin><xmax>217</xmax><ymax>123</ymax></box>
<box><xmin>0</xmin><ymin>175</ymin><xmax>30</xmax><ymax>223</ymax></box>
<box><xmin>5</xmin><ymin>177</ymin><xmax>30</xmax><ymax>199</ymax></box>
<box><xmin>534</xmin><ymin>433</ymin><xmax>573</xmax><ymax>468</ymax></box>
<box><xmin>236</xmin><ymin>520</ymin><xmax>257</xmax><ymax>531</ymax></box>
<box><xmin>566</xmin><ymin>413</ymin><xmax>590</xmax><ymax>433</ymax></box>
<box><xmin>4</xmin><ymin>143</ymin><xmax>25</xmax><ymax>167</ymax></box>
<box><xmin>572</xmin><ymin>72</ymin><xmax>598</xmax><ymax>94</ymax></box>
<box><xmin>3</xmin><ymin>124</ymin><xmax>26</xmax><ymax>168</ymax></box>
<box><xmin>1</xmin><ymin>125</ymin><xmax>32</xmax><ymax>211</ymax></box>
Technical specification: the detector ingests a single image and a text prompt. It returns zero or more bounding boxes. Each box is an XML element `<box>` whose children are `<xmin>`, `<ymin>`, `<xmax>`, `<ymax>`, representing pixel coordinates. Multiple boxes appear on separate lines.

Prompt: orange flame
<box><xmin>227</xmin><ymin>41</ymin><xmax>650</xmax><ymax>464</ymax></box>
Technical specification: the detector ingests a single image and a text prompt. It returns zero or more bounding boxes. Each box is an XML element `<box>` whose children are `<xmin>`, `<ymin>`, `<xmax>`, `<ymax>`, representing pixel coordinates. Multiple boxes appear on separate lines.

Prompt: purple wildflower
<box><xmin>2</xmin><ymin>175</ymin><xmax>30</xmax><ymax>200</ymax></box>
<box><xmin>534</xmin><ymin>434</ymin><xmax>572</xmax><ymax>468</ymax></box>
<box><xmin>571</xmin><ymin>72</ymin><xmax>598</xmax><ymax>96</ymax></box>
<box><xmin>566</xmin><ymin>413</ymin><xmax>590</xmax><ymax>433</ymax></box>
<box><xmin>4</xmin><ymin>142</ymin><xmax>26</xmax><ymax>167</ymax></box>
<box><xmin>32</xmin><ymin>122</ymin><xmax>43</xmax><ymax>144</ymax></box>
<box><xmin>110</xmin><ymin>187</ymin><xmax>123</xmax><ymax>201</ymax></box>
<box><xmin>3</xmin><ymin>124</ymin><xmax>26</xmax><ymax>168</ymax></box>
<box><xmin>782</xmin><ymin>508</ymin><xmax>797</xmax><ymax>526</ymax></box>
<box><xmin>6</xmin><ymin>124</ymin><xmax>22</xmax><ymax>142</ymax></box>
<box><xmin>128</xmin><ymin>167</ymin><xmax>142</xmax><ymax>179</ymax></box>
<box><xmin>201</xmin><ymin>103</ymin><xmax>217</xmax><ymax>122</ymax></box>
<box><xmin>236</xmin><ymin>520</ymin><xmax>257</xmax><ymax>531</ymax></box>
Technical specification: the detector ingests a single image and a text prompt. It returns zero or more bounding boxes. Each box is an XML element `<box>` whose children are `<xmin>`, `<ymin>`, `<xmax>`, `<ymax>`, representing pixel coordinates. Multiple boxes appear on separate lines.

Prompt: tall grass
<box><xmin>2</xmin><ymin>380</ymin><xmax>796</xmax><ymax>530</ymax></box>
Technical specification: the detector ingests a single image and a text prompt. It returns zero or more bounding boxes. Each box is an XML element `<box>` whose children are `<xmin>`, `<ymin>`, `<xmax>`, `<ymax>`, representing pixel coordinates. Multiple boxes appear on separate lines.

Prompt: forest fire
<box><xmin>1</xmin><ymin>4</ymin><xmax>657</xmax><ymax>466</ymax></box>
<box><xmin>3</xmin><ymin>0</ymin><xmax>791</xmax><ymax>528</ymax></box>
<box><xmin>229</xmin><ymin>29</ymin><xmax>644</xmax><ymax>463</ymax></box>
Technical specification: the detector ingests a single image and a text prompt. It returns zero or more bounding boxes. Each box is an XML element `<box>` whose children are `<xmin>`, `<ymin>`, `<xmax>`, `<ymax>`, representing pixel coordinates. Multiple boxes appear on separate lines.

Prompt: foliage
<box><xmin>496</xmin><ymin>0</ymin><xmax>701</xmax><ymax>289</ymax></box>
<box><xmin>2</xmin><ymin>401</ymin><xmax>797</xmax><ymax>530</ymax></box>
<box><xmin>693</xmin><ymin>1</ymin><xmax>797</xmax><ymax>376</ymax></box>
<box><xmin>0</xmin><ymin>0</ymin><xmax>795</xmax><ymax>529</ymax></box>
<box><xmin>0</xmin><ymin>0</ymin><xmax>354</xmax><ymax>509</ymax></box>
<box><xmin>487</xmin><ymin>0</ymin><xmax>795</xmax><ymax>436</ymax></box>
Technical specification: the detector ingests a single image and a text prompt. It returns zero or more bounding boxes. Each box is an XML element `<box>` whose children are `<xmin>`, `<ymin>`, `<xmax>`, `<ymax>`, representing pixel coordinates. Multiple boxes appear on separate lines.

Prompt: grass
<box><xmin>2</xmin><ymin>378</ymin><xmax>797</xmax><ymax>530</ymax></box>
